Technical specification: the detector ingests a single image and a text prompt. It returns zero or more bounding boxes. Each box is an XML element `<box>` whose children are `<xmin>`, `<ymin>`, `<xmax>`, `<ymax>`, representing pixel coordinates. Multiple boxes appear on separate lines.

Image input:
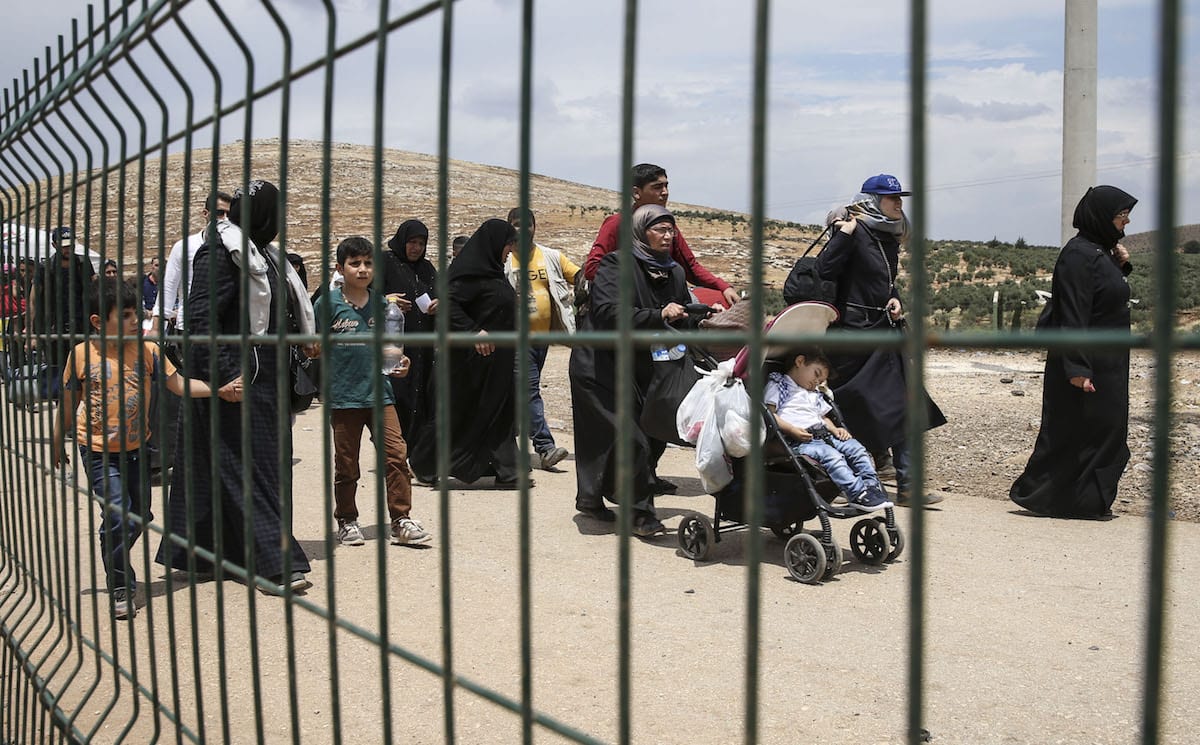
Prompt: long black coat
<box><xmin>380</xmin><ymin>244</ymin><xmax>438</xmax><ymax>448</ymax></box>
<box><xmin>569</xmin><ymin>252</ymin><xmax>689</xmax><ymax>513</ymax></box>
<box><xmin>1010</xmin><ymin>236</ymin><xmax>1132</xmax><ymax>517</ymax></box>
<box><xmin>408</xmin><ymin>219</ymin><xmax>520</xmax><ymax>483</ymax></box>
<box><xmin>815</xmin><ymin>225</ymin><xmax>945</xmax><ymax>452</ymax></box>
<box><xmin>155</xmin><ymin>240</ymin><xmax>310</xmax><ymax>578</ymax></box>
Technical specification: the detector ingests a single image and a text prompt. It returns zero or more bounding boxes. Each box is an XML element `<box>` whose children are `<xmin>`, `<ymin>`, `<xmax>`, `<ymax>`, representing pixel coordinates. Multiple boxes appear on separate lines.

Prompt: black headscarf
<box><xmin>228</xmin><ymin>180</ymin><xmax>281</xmax><ymax>249</ymax></box>
<box><xmin>447</xmin><ymin>219</ymin><xmax>516</xmax><ymax>282</ymax></box>
<box><xmin>387</xmin><ymin>219</ymin><xmax>430</xmax><ymax>263</ymax></box>
<box><xmin>1072</xmin><ymin>185</ymin><xmax>1137</xmax><ymax>251</ymax></box>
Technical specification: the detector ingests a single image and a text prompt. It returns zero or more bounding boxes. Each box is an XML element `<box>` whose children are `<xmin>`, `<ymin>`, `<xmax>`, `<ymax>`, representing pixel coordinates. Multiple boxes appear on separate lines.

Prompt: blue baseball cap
<box><xmin>860</xmin><ymin>174</ymin><xmax>911</xmax><ymax>196</ymax></box>
<box><xmin>52</xmin><ymin>226</ymin><xmax>74</xmax><ymax>247</ymax></box>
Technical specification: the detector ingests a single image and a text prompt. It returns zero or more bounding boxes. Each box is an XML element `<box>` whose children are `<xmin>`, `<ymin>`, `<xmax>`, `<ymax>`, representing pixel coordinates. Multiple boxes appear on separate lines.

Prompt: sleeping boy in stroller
<box><xmin>764</xmin><ymin>347</ymin><xmax>892</xmax><ymax>513</ymax></box>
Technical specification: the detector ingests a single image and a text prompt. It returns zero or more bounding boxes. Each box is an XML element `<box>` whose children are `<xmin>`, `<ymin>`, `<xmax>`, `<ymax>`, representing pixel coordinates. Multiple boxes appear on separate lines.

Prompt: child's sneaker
<box><xmin>849</xmin><ymin>487</ymin><xmax>893</xmax><ymax>513</ymax></box>
<box><xmin>111</xmin><ymin>588</ymin><xmax>136</xmax><ymax>620</ymax></box>
<box><xmin>337</xmin><ymin>519</ymin><xmax>366</xmax><ymax>546</ymax></box>
<box><xmin>391</xmin><ymin>516</ymin><xmax>432</xmax><ymax>545</ymax></box>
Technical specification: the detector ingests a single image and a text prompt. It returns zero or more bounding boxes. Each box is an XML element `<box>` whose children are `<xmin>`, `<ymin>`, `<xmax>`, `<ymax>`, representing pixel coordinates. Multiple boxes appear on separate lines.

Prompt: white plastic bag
<box><xmin>676</xmin><ymin>360</ymin><xmax>734</xmax><ymax>444</ymax></box>
<box><xmin>695</xmin><ymin>412</ymin><xmax>733</xmax><ymax>493</ymax></box>
<box><xmin>713</xmin><ymin>380</ymin><xmax>756</xmax><ymax>458</ymax></box>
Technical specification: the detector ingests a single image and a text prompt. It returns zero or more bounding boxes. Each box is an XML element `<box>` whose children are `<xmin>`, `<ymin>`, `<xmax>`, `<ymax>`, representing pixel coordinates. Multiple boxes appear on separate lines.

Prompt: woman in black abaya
<box><xmin>569</xmin><ymin>204</ymin><xmax>693</xmax><ymax>537</ymax></box>
<box><xmin>155</xmin><ymin>180</ymin><xmax>313</xmax><ymax>592</ymax></box>
<box><xmin>1010</xmin><ymin>185</ymin><xmax>1138</xmax><ymax>519</ymax></box>
<box><xmin>381</xmin><ymin>219</ymin><xmax>439</xmax><ymax>479</ymax></box>
<box><xmin>408</xmin><ymin>219</ymin><xmax>520</xmax><ymax>485</ymax></box>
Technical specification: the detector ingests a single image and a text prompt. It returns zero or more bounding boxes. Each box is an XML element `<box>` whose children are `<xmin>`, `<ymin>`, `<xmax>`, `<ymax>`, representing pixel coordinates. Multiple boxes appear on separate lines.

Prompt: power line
<box><xmin>768</xmin><ymin>152</ymin><xmax>1200</xmax><ymax>212</ymax></box>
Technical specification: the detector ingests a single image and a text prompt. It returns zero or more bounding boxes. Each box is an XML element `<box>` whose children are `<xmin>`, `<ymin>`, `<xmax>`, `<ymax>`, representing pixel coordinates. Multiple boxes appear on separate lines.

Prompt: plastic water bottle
<box><xmin>381</xmin><ymin>299</ymin><xmax>405</xmax><ymax>374</ymax></box>
<box><xmin>667</xmin><ymin>343</ymin><xmax>688</xmax><ymax>360</ymax></box>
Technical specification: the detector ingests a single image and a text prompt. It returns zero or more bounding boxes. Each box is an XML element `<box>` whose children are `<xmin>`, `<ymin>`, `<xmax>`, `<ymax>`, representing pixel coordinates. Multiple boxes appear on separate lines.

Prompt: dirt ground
<box><xmin>3</xmin><ymin>347</ymin><xmax>1200</xmax><ymax>745</ymax></box>
<box><xmin>535</xmin><ymin>346</ymin><xmax>1200</xmax><ymax>523</ymax></box>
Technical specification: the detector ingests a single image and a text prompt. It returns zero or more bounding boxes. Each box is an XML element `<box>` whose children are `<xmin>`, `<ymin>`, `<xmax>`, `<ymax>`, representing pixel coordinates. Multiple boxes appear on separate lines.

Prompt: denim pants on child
<box><xmin>80</xmin><ymin>447</ymin><xmax>149</xmax><ymax>594</ymax></box>
<box><xmin>792</xmin><ymin>436</ymin><xmax>879</xmax><ymax>498</ymax></box>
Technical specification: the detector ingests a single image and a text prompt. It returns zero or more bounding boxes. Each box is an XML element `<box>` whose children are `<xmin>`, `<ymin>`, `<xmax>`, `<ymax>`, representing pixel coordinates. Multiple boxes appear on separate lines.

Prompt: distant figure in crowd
<box><xmin>380</xmin><ymin>219</ymin><xmax>439</xmax><ymax>482</ymax></box>
<box><xmin>52</xmin><ymin>278</ymin><xmax>213</xmax><ymax>619</ymax></box>
<box><xmin>316</xmin><ymin>236</ymin><xmax>431</xmax><ymax>547</ymax></box>
<box><xmin>1010</xmin><ymin>185</ymin><xmax>1138</xmax><ymax>519</ymax></box>
<box><xmin>103</xmin><ymin>260</ymin><xmax>119</xmax><ymax>279</ymax></box>
<box><xmin>156</xmin><ymin>180</ymin><xmax>316</xmax><ymax>595</ymax></box>
<box><xmin>142</xmin><ymin>256</ymin><xmax>159</xmax><ymax>311</ymax></box>
<box><xmin>585</xmin><ymin>162</ymin><xmax>740</xmax><ymax>308</ymax></box>
<box><xmin>29</xmin><ymin>226</ymin><xmax>95</xmax><ymax>398</ymax></box>
<box><xmin>409</xmin><ymin>219</ymin><xmax>522</xmax><ymax>486</ymax></box>
<box><xmin>816</xmin><ymin>174</ymin><xmax>946</xmax><ymax>506</ymax></box>
<box><xmin>451</xmin><ymin>235</ymin><xmax>468</xmax><ymax>261</ymax></box>
<box><xmin>506</xmin><ymin>207</ymin><xmax>578</xmax><ymax>470</ymax></box>
<box><xmin>153</xmin><ymin>191</ymin><xmax>233</xmax><ymax>334</ymax></box>
<box><xmin>287</xmin><ymin>251</ymin><xmax>308</xmax><ymax>290</ymax></box>
<box><xmin>570</xmin><ymin>204</ymin><xmax>694</xmax><ymax>536</ymax></box>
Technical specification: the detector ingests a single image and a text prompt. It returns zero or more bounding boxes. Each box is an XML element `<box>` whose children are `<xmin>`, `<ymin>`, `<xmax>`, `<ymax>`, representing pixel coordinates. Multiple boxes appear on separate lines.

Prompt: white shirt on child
<box><xmin>764</xmin><ymin>372</ymin><xmax>831</xmax><ymax>432</ymax></box>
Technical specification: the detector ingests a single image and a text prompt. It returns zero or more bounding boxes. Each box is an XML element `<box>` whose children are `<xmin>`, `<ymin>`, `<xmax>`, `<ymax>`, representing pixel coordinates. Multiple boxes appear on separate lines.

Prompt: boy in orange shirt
<box><xmin>52</xmin><ymin>278</ymin><xmax>214</xmax><ymax>619</ymax></box>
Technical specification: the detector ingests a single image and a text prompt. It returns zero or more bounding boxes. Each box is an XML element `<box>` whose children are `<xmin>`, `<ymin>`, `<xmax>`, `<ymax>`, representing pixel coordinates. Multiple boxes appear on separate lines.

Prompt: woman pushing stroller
<box><xmin>765</xmin><ymin>347</ymin><xmax>892</xmax><ymax>513</ymax></box>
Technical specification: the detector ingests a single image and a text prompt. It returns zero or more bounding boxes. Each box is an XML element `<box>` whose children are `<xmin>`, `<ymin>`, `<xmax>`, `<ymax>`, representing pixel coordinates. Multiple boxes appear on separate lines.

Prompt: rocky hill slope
<box><xmin>60</xmin><ymin>138</ymin><xmax>820</xmax><ymax>290</ymax></box>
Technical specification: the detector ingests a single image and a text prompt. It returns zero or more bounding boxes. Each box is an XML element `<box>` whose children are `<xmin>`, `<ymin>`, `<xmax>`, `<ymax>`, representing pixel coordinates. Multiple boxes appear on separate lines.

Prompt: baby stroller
<box><xmin>673</xmin><ymin>302</ymin><xmax>904</xmax><ymax>584</ymax></box>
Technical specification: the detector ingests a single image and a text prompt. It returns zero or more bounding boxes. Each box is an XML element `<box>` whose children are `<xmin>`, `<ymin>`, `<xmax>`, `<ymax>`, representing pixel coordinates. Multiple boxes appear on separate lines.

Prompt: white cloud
<box><xmin>1</xmin><ymin>0</ymin><xmax>1196</xmax><ymax>247</ymax></box>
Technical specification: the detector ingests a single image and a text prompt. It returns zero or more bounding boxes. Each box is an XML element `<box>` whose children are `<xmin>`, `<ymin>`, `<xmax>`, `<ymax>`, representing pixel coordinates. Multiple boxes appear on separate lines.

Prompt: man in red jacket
<box><xmin>584</xmin><ymin>163</ymin><xmax>741</xmax><ymax>308</ymax></box>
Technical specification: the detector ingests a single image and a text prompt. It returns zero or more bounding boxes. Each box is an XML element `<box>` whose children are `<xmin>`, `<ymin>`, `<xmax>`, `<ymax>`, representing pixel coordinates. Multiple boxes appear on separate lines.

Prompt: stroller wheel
<box><xmin>849</xmin><ymin>519</ymin><xmax>890</xmax><ymax>565</ymax></box>
<box><xmin>822</xmin><ymin>536</ymin><xmax>843</xmax><ymax>579</ymax></box>
<box><xmin>875</xmin><ymin>517</ymin><xmax>905</xmax><ymax>562</ymax></box>
<box><xmin>770</xmin><ymin>522</ymin><xmax>800</xmax><ymax>541</ymax></box>
<box><xmin>677</xmin><ymin>515</ymin><xmax>715</xmax><ymax>561</ymax></box>
<box><xmin>783</xmin><ymin>533</ymin><xmax>826</xmax><ymax>585</ymax></box>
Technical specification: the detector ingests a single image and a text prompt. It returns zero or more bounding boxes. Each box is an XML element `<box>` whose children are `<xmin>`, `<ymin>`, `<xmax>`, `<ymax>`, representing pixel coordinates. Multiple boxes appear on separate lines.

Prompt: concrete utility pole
<box><xmin>1061</xmin><ymin>0</ymin><xmax>1098</xmax><ymax>244</ymax></box>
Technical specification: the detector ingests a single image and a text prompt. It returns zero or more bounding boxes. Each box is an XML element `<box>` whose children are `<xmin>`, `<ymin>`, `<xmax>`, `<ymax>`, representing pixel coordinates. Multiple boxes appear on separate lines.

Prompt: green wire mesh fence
<box><xmin>0</xmin><ymin>1</ymin><xmax>1188</xmax><ymax>743</ymax></box>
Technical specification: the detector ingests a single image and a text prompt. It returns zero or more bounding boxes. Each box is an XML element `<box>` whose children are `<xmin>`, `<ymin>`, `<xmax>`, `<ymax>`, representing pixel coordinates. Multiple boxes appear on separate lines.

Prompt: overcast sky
<box><xmin>1</xmin><ymin>0</ymin><xmax>1196</xmax><ymax>246</ymax></box>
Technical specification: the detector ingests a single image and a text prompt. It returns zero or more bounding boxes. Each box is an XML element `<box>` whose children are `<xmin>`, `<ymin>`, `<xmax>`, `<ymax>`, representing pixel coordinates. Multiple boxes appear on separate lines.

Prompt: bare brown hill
<box><xmin>24</xmin><ymin>138</ymin><xmax>821</xmax><ymax>289</ymax></box>
<box><xmin>1123</xmin><ymin>224</ymin><xmax>1200</xmax><ymax>253</ymax></box>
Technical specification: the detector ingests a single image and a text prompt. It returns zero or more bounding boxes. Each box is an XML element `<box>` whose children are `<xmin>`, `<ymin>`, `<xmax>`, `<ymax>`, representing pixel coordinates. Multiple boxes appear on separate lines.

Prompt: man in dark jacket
<box><xmin>28</xmin><ymin>226</ymin><xmax>95</xmax><ymax>397</ymax></box>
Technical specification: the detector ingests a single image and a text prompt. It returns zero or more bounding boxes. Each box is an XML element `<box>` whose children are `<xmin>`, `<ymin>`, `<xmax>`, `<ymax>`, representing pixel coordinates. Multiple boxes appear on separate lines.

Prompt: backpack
<box><xmin>782</xmin><ymin>225</ymin><xmax>837</xmax><ymax>306</ymax></box>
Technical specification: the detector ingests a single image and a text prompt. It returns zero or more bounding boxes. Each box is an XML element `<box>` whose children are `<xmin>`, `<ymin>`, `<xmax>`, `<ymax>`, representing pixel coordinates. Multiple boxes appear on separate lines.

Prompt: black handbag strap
<box><xmin>801</xmin><ymin>224</ymin><xmax>835</xmax><ymax>258</ymax></box>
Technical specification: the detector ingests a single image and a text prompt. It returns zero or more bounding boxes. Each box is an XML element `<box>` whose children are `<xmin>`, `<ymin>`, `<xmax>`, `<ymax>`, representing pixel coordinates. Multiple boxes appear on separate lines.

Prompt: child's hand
<box><xmin>386</xmin><ymin>355</ymin><xmax>411</xmax><ymax>378</ymax></box>
<box><xmin>793</xmin><ymin>429</ymin><xmax>814</xmax><ymax>443</ymax></box>
<box><xmin>832</xmin><ymin>426</ymin><xmax>851</xmax><ymax>441</ymax></box>
<box><xmin>218</xmin><ymin>376</ymin><xmax>245</xmax><ymax>402</ymax></box>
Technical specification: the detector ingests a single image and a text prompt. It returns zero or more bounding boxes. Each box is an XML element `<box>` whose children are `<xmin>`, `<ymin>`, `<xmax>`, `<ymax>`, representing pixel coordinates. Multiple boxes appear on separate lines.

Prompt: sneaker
<box><xmin>391</xmin><ymin>516</ymin><xmax>432</xmax><ymax>545</ymax></box>
<box><xmin>632</xmin><ymin>515</ymin><xmax>666</xmax><ymax>537</ymax></box>
<box><xmin>337</xmin><ymin>519</ymin><xmax>366</xmax><ymax>546</ymax></box>
<box><xmin>111</xmin><ymin>588</ymin><xmax>136</xmax><ymax>620</ymax></box>
<box><xmin>537</xmin><ymin>446</ymin><xmax>569</xmax><ymax>470</ymax></box>
<box><xmin>260</xmin><ymin>572</ymin><xmax>312</xmax><ymax>596</ymax></box>
<box><xmin>848</xmin><ymin>487</ymin><xmax>893</xmax><ymax>513</ymax></box>
<box><xmin>895</xmin><ymin>490</ymin><xmax>944</xmax><ymax>507</ymax></box>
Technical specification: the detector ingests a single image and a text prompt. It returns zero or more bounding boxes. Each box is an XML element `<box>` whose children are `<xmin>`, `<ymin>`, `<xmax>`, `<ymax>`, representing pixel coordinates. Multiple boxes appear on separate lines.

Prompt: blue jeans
<box><xmin>793</xmin><ymin>436</ymin><xmax>879</xmax><ymax>498</ymax></box>
<box><xmin>81</xmin><ymin>447</ymin><xmax>149</xmax><ymax>593</ymax></box>
<box><xmin>527</xmin><ymin>346</ymin><xmax>556</xmax><ymax>454</ymax></box>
